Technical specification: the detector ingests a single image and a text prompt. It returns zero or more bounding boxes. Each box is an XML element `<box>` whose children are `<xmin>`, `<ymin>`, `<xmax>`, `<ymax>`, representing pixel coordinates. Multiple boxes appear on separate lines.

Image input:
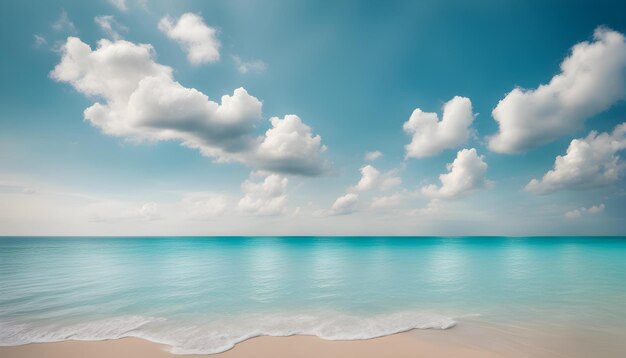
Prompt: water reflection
<box><xmin>311</xmin><ymin>241</ymin><xmax>345</xmax><ymax>300</ymax></box>
<box><xmin>504</xmin><ymin>240</ymin><xmax>533</xmax><ymax>280</ymax></box>
<box><xmin>366</xmin><ymin>240</ymin><xmax>391</xmax><ymax>281</ymax></box>
<box><xmin>427</xmin><ymin>241</ymin><xmax>466</xmax><ymax>290</ymax></box>
<box><xmin>2</xmin><ymin>237</ymin><xmax>626</xmax><ymax>340</ymax></box>
<box><xmin>247</xmin><ymin>241</ymin><xmax>284</xmax><ymax>303</ymax></box>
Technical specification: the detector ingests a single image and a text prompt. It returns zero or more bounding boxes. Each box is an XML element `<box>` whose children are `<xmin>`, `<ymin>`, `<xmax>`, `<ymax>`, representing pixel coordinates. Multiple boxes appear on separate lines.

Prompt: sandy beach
<box><xmin>2</xmin><ymin>320</ymin><xmax>625</xmax><ymax>358</ymax></box>
<box><xmin>2</xmin><ymin>0</ymin><xmax>626</xmax><ymax>354</ymax></box>
<box><xmin>0</xmin><ymin>334</ymin><xmax>494</xmax><ymax>358</ymax></box>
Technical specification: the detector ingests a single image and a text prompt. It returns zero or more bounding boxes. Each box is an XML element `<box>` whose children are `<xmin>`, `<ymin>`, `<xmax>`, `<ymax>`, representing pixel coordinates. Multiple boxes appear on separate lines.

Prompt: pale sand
<box><xmin>1</xmin><ymin>320</ymin><xmax>625</xmax><ymax>358</ymax></box>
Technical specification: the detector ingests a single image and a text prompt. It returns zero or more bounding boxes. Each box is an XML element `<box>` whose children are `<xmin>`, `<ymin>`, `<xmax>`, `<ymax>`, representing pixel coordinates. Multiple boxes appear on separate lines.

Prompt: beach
<box><xmin>2</xmin><ymin>237</ymin><xmax>626</xmax><ymax>357</ymax></box>
<box><xmin>3</xmin><ymin>0</ymin><xmax>626</xmax><ymax>355</ymax></box>
<box><xmin>0</xmin><ymin>334</ymin><xmax>501</xmax><ymax>358</ymax></box>
<box><xmin>2</xmin><ymin>319</ymin><xmax>626</xmax><ymax>358</ymax></box>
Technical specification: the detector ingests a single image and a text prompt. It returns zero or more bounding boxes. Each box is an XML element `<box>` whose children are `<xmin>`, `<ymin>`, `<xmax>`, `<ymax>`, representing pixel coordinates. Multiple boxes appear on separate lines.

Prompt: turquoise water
<box><xmin>1</xmin><ymin>236</ymin><xmax>626</xmax><ymax>353</ymax></box>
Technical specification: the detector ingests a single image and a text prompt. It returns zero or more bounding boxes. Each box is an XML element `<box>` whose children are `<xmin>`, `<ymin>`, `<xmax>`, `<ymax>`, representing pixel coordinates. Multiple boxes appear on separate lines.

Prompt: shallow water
<box><xmin>1</xmin><ymin>236</ymin><xmax>625</xmax><ymax>354</ymax></box>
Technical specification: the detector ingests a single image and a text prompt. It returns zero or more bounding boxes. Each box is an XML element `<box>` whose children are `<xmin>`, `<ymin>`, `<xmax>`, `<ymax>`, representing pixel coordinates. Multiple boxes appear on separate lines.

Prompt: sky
<box><xmin>1</xmin><ymin>0</ymin><xmax>625</xmax><ymax>236</ymax></box>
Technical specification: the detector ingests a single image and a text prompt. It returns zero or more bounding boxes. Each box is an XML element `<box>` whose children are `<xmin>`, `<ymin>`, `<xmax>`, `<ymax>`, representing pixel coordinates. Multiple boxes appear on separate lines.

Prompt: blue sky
<box><xmin>1</xmin><ymin>0</ymin><xmax>625</xmax><ymax>235</ymax></box>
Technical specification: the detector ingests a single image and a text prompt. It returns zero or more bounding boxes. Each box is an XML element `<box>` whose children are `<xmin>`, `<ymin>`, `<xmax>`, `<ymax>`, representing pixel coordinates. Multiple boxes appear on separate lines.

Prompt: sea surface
<box><xmin>1</xmin><ymin>236</ymin><xmax>625</xmax><ymax>354</ymax></box>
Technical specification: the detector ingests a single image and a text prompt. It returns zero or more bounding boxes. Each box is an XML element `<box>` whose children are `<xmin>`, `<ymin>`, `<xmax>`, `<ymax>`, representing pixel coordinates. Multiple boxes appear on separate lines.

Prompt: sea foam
<box><xmin>0</xmin><ymin>311</ymin><xmax>455</xmax><ymax>354</ymax></box>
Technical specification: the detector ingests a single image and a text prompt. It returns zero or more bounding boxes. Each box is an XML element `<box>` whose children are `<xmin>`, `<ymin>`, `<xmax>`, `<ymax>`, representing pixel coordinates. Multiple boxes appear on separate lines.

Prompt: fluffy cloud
<box><xmin>94</xmin><ymin>15</ymin><xmax>127</xmax><ymax>40</ymax></box>
<box><xmin>252</xmin><ymin>115</ymin><xmax>328</xmax><ymax>176</ymax></box>
<box><xmin>51</xmin><ymin>37</ymin><xmax>260</xmax><ymax>155</ymax></box>
<box><xmin>233</xmin><ymin>56</ymin><xmax>267</xmax><ymax>74</ymax></box>
<box><xmin>330</xmin><ymin>193</ymin><xmax>359</xmax><ymax>215</ymax></box>
<box><xmin>238</xmin><ymin>174</ymin><xmax>288</xmax><ymax>215</ymax></box>
<box><xmin>350</xmin><ymin>165</ymin><xmax>401</xmax><ymax>192</ymax></box>
<box><xmin>364</xmin><ymin>150</ymin><xmax>382</xmax><ymax>161</ymax></box>
<box><xmin>159</xmin><ymin>13</ymin><xmax>220</xmax><ymax>65</ymax></box>
<box><xmin>329</xmin><ymin>164</ymin><xmax>401</xmax><ymax>214</ymax></box>
<box><xmin>489</xmin><ymin>28</ymin><xmax>626</xmax><ymax>153</ymax></box>
<box><xmin>526</xmin><ymin>123</ymin><xmax>626</xmax><ymax>194</ymax></box>
<box><xmin>421</xmin><ymin>148</ymin><xmax>490</xmax><ymax>199</ymax></box>
<box><xmin>403</xmin><ymin>96</ymin><xmax>475</xmax><ymax>158</ymax></box>
<box><xmin>564</xmin><ymin>204</ymin><xmax>605</xmax><ymax>219</ymax></box>
<box><xmin>51</xmin><ymin>37</ymin><xmax>327</xmax><ymax>176</ymax></box>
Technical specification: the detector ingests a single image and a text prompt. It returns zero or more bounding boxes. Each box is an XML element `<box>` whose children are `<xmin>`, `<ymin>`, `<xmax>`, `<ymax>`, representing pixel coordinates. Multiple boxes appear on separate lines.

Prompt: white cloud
<box><xmin>370</xmin><ymin>192</ymin><xmax>404</xmax><ymax>209</ymax></box>
<box><xmin>564</xmin><ymin>209</ymin><xmax>582</xmax><ymax>220</ymax></box>
<box><xmin>95</xmin><ymin>15</ymin><xmax>127</xmax><ymax>40</ymax></box>
<box><xmin>350</xmin><ymin>165</ymin><xmax>401</xmax><ymax>192</ymax></box>
<box><xmin>588</xmin><ymin>203</ymin><xmax>606</xmax><ymax>214</ymax></box>
<box><xmin>565</xmin><ymin>204</ymin><xmax>605</xmax><ymax>219</ymax></box>
<box><xmin>51</xmin><ymin>37</ymin><xmax>327</xmax><ymax>176</ymax></box>
<box><xmin>526</xmin><ymin>123</ymin><xmax>626</xmax><ymax>194</ymax></box>
<box><xmin>108</xmin><ymin>0</ymin><xmax>127</xmax><ymax>11</ymax></box>
<box><xmin>51</xmin><ymin>37</ymin><xmax>259</xmax><ymax>155</ymax></box>
<box><xmin>330</xmin><ymin>193</ymin><xmax>359</xmax><ymax>215</ymax></box>
<box><xmin>403</xmin><ymin>96</ymin><xmax>475</xmax><ymax>158</ymax></box>
<box><xmin>421</xmin><ymin>148</ymin><xmax>490</xmax><ymax>199</ymax></box>
<box><xmin>158</xmin><ymin>13</ymin><xmax>220</xmax><ymax>65</ymax></box>
<box><xmin>233</xmin><ymin>55</ymin><xmax>267</xmax><ymax>74</ymax></box>
<box><xmin>253</xmin><ymin>115</ymin><xmax>328</xmax><ymax>176</ymax></box>
<box><xmin>409</xmin><ymin>198</ymin><xmax>446</xmax><ymax>216</ymax></box>
<box><xmin>489</xmin><ymin>27</ymin><xmax>626</xmax><ymax>153</ymax></box>
<box><xmin>364</xmin><ymin>150</ymin><xmax>382</xmax><ymax>161</ymax></box>
<box><xmin>138</xmin><ymin>202</ymin><xmax>159</xmax><ymax>220</ymax></box>
<box><xmin>90</xmin><ymin>201</ymin><xmax>161</xmax><ymax>222</ymax></box>
<box><xmin>181</xmin><ymin>192</ymin><xmax>231</xmax><ymax>219</ymax></box>
<box><xmin>1</xmin><ymin>174</ymin><xmax>619</xmax><ymax>236</ymax></box>
<box><xmin>326</xmin><ymin>164</ymin><xmax>401</xmax><ymax>215</ymax></box>
<box><xmin>238</xmin><ymin>174</ymin><xmax>288</xmax><ymax>215</ymax></box>
<box><xmin>52</xmin><ymin>10</ymin><xmax>76</xmax><ymax>33</ymax></box>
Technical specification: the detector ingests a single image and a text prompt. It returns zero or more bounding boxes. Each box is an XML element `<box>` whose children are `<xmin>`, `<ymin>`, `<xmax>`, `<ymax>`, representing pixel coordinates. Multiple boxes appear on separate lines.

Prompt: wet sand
<box><xmin>1</xmin><ymin>320</ymin><xmax>625</xmax><ymax>358</ymax></box>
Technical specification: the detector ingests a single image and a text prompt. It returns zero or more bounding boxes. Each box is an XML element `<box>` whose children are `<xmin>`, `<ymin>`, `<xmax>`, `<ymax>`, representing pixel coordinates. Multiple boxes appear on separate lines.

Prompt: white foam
<box><xmin>0</xmin><ymin>316</ymin><xmax>163</xmax><ymax>346</ymax></box>
<box><xmin>0</xmin><ymin>311</ymin><xmax>456</xmax><ymax>355</ymax></box>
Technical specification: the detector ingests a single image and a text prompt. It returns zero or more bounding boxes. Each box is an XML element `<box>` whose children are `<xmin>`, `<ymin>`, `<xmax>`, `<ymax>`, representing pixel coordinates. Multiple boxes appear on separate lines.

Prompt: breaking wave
<box><xmin>0</xmin><ymin>311</ymin><xmax>456</xmax><ymax>354</ymax></box>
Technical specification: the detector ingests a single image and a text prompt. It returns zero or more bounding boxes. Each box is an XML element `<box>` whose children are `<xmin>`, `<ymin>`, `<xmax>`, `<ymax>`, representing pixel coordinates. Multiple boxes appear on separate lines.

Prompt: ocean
<box><xmin>1</xmin><ymin>236</ymin><xmax>625</xmax><ymax>354</ymax></box>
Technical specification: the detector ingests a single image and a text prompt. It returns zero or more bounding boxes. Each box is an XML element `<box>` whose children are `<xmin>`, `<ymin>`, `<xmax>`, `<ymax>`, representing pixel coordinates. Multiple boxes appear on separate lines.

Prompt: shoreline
<box><xmin>0</xmin><ymin>332</ymin><xmax>501</xmax><ymax>358</ymax></box>
<box><xmin>2</xmin><ymin>320</ymin><xmax>626</xmax><ymax>358</ymax></box>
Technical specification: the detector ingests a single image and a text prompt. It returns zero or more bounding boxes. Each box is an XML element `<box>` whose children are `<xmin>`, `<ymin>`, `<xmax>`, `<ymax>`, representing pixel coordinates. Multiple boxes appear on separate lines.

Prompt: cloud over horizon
<box><xmin>404</xmin><ymin>96</ymin><xmax>475</xmax><ymax>159</ymax></box>
<box><xmin>50</xmin><ymin>37</ymin><xmax>328</xmax><ymax>176</ymax></box>
<box><xmin>329</xmin><ymin>193</ymin><xmax>359</xmax><ymax>216</ymax></box>
<box><xmin>350</xmin><ymin>165</ymin><xmax>401</xmax><ymax>192</ymax></box>
<box><xmin>11</xmin><ymin>0</ymin><xmax>625</xmax><ymax>236</ymax></box>
<box><xmin>421</xmin><ymin>148</ymin><xmax>490</xmax><ymax>200</ymax></box>
<box><xmin>238</xmin><ymin>173</ymin><xmax>289</xmax><ymax>215</ymax></box>
<box><xmin>489</xmin><ymin>27</ymin><xmax>626</xmax><ymax>153</ymax></box>
<box><xmin>564</xmin><ymin>203</ymin><xmax>605</xmax><ymax>219</ymax></box>
<box><xmin>526</xmin><ymin>123</ymin><xmax>626</xmax><ymax>194</ymax></box>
